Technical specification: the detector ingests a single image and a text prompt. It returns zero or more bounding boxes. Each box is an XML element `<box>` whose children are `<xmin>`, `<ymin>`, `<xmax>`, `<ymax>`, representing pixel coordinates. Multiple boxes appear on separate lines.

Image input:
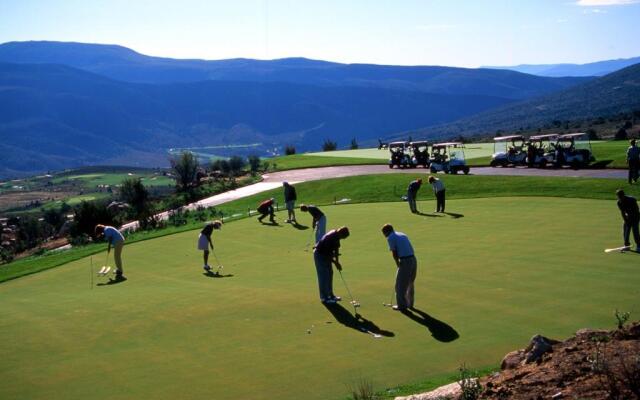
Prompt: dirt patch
<box><xmin>0</xmin><ymin>190</ymin><xmax>74</xmax><ymax>212</ymax></box>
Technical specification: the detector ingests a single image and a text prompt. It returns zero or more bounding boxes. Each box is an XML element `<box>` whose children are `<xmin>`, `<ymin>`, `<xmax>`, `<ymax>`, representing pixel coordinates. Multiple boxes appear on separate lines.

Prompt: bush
<box><xmin>458</xmin><ymin>364</ymin><xmax>482</xmax><ymax>400</ymax></box>
<box><xmin>284</xmin><ymin>145</ymin><xmax>296</xmax><ymax>155</ymax></box>
<box><xmin>170</xmin><ymin>151</ymin><xmax>199</xmax><ymax>193</ymax></box>
<box><xmin>228</xmin><ymin>156</ymin><xmax>246</xmax><ymax>177</ymax></box>
<box><xmin>615</xmin><ymin>128</ymin><xmax>628</xmax><ymax>141</ymax></box>
<box><xmin>322</xmin><ymin>139</ymin><xmax>337</xmax><ymax>151</ymax></box>
<box><xmin>247</xmin><ymin>155</ymin><xmax>261</xmax><ymax>174</ymax></box>
<box><xmin>587</xmin><ymin>128</ymin><xmax>599</xmax><ymax>140</ymax></box>
<box><xmin>350</xmin><ymin>138</ymin><xmax>359</xmax><ymax>150</ymax></box>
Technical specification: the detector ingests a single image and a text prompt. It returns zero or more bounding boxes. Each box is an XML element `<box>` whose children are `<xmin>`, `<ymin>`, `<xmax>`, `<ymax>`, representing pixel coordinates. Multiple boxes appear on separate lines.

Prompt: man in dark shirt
<box><xmin>313</xmin><ymin>226</ymin><xmax>350</xmax><ymax>304</ymax></box>
<box><xmin>257</xmin><ymin>198</ymin><xmax>276</xmax><ymax>223</ymax></box>
<box><xmin>300</xmin><ymin>204</ymin><xmax>326</xmax><ymax>243</ymax></box>
<box><xmin>616</xmin><ymin>189</ymin><xmax>640</xmax><ymax>251</ymax></box>
<box><xmin>283</xmin><ymin>182</ymin><xmax>297</xmax><ymax>223</ymax></box>
<box><xmin>406</xmin><ymin>179</ymin><xmax>422</xmax><ymax>214</ymax></box>
<box><xmin>627</xmin><ymin>139</ymin><xmax>640</xmax><ymax>184</ymax></box>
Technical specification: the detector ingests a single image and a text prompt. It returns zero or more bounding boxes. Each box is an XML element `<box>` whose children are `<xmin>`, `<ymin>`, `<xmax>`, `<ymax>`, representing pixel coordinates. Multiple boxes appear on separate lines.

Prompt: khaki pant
<box><xmin>113</xmin><ymin>241</ymin><xmax>124</xmax><ymax>273</ymax></box>
<box><xmin>396</xmin><ymin>256</ymin><xmax>417</xmax><ymax>308</ymax></box>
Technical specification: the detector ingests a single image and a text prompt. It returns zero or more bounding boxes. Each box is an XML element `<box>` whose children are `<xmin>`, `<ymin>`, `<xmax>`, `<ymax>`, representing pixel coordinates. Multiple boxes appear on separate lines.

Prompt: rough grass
<box><xmin>269</xmin><ymin>154</ymin><xmax>385</xmax><ymax>171</ymax></box>
<box><xmin>3</xmin><ymin>174</ymin><xmax>639</xmax><ymax>283</ymax></box>
<box><xmin>1</xmin><ymin>198</ymin><xmax>638</xmax><ymax>400</ymax></box>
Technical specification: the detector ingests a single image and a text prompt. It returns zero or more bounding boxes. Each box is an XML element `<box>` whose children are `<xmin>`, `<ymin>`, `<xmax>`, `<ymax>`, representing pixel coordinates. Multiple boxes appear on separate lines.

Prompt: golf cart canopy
<box><xmin>493</xmin><ymin>135</ymin><xmax>524</xmax><ymax>142</ymax></box>
<box><xmin>530</xmin><ymin>134</ymin><xmax>559</xmax><ymax>140</ymax></box>
<box><xmin>558</xmin><ymin>133</ymin><xmax>587</xmax><ymax>140</ymax></box>
<box><xmin>389</xmin><ymin>141</ymin><xmax>409</xmax><ymax>147</ymax></box>
<box><xmin>410</xmin><ymin>141</ymin><xmax>429</xmax><ymax>146</ymax></box>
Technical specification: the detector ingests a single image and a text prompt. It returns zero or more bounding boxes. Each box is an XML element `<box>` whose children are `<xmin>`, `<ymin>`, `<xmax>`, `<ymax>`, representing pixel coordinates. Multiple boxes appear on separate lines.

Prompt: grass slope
<box><xmin>3</xmin><ymin>174</ymin><xmax>639</xmax><ymax>283</ymax></box>
<box><xmin>1</xmin><ymin>198</ymin><xmax>638</xmax><ymax>400</ymax></box>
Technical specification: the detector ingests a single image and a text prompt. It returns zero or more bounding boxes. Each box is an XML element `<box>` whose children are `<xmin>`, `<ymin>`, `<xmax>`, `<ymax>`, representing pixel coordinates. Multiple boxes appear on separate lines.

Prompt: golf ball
<box><xmin>307</xmin><ymin>329</ymin><xmax>311</xmax><ymax>334</ymax></box>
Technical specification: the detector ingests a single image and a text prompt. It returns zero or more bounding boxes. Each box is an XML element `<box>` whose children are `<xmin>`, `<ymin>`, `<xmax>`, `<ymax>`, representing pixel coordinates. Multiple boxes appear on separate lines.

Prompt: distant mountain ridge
<box><xmin>485</xmin><ymin>56</ymin><xmax>640</xmax><ymax>77</ymax></box>
<box><xmin>408</xmin><ymin>62</ymin><xmax>640</xmax><ymax>139</ymax></box>
<box><xmin>0</xmin><ymin>62</ymin><xmax>512</xmax><ymax>178</ymax></box>
<box><xmin>0</xmin><ymin>41</ymin><xmax>588</xmax><ymax>100</ymax></box>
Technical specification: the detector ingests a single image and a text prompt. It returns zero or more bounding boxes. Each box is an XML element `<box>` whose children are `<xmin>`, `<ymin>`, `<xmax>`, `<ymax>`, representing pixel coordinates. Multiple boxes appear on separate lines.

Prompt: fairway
<box><xmin>1</xmin><ymin>198</ymin><xmax>639</xmax><ymax>400</ymax></box>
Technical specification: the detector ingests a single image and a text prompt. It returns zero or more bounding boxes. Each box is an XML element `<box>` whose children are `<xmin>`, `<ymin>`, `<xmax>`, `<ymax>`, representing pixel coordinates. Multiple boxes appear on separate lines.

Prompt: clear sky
<box><xmin>1</xmin><ymin>0</ymin><xmax>639</xmax><ymax>67</ymax></box>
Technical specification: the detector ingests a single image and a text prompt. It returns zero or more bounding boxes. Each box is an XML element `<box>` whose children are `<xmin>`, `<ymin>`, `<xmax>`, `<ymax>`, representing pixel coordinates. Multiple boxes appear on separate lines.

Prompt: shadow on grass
<box><xmin>323</xmin><ymin>303</ymin><xmax>394</xmax><ymax>337</ymax></box>
<box><xmin>291</xmin><ymin>222</ymin><xmax>309</xmax><ymax>230</ymax></box>
<box><xmin>97</xmin><ymin>276</ymin><xmax>127</xmax><ymax>286</ymax></box>
<box><xmin>589</xmin><ymin>160</ymin><xmax>613</xmax><ymax>168</ymax></box>
<box><xmin>415</xmin><ymin>211</ymin><xmax>443</xmax><ymax>218</ymax></box>
<box><xmin>203</xmin><ymin>271</ymin><xmax>234</xmax><ymax>278</ymax></box>
<box><xmin>260</xmin><ymin>220</ymin><xmax>281</xmax><ymax>227</ymax></box>
<box><xmin>400</xmin><ymin>307</ymin><xmax>459</xmax><ymax>342</ymax></box>
<box><xmin>443</xmin><ymin>212</ymin><xmax>464</xmax><ymax>219</ymax></box>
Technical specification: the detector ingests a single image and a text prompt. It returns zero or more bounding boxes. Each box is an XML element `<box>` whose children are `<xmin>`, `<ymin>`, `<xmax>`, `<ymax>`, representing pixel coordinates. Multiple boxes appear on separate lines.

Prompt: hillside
<box><xmin>486</xmin><ymin>56</ymin><xmax>640</xmax><ymax>77</ymax></box>
<box><xmin>0</xmin><ymin>62</ymin><xmax>512</xmax><ymax>178</ymax></box>
<box><xmin>408</xmin><ymin>62</ymin><xmax>640</xmax><ymax>139</ymax></box>
<box><xmin>0</xmin><ymin>41</ymin><xmax>589</xmax><ymax>100</ymax></box>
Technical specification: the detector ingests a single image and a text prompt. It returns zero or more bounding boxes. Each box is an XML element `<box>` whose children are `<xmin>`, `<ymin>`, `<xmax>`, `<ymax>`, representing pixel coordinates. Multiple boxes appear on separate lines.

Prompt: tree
<box><xmin>170</xmin><ymin>151</ymin><xmax>199</xmax><ymax>193</ymax></box>
<box><xmin>70</xmin><ymin>200</ymin><xmax>116</xmax><ymax>240</ymax></box>
<box><xmin>247</xmin><ymin>155</ymin><xmax>261</xmax><ymax>175</ymax></box>
<box><xmin>586</xmin><ymin>128</ymin><xmax>599</xmax><ymax>141</ymax></box>
<box><xmin>284</xmin><ymin>145</ymin><xmax>296</xmax><ymax>155</ymax></box>
<box><xmin>322</xmin><ymin>139</ymin><xmax>337</xmax><ymax>151</ymax></box>
<box><xmin>228</xmin><ymin>156</ymin><xmax>246</xmax><ymax>177</ymax></box>
<box><xmin>119</xmin><ymin>178</ymin><xmax>152</xmax><ymax>227</ymax></box>
<box><xmin>615</xmin><ymin>128</ymin><xmax>628</xmax><ymax>141</ymax></box>
<box><xmin>350</xmin><ymin>138</ymin><xmax>358</xmax><ymax>150</ymax></box>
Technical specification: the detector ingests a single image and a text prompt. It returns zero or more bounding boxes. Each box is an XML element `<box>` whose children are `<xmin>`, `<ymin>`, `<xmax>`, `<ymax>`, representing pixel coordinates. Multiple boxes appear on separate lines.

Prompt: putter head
<box><xmin>351</xmin><ymin>301</ymin><xmax>361</xmax><ymax>308</ymax></box>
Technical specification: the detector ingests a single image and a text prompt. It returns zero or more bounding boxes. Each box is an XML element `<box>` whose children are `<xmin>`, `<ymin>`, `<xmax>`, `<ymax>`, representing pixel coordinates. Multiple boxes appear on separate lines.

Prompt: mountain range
<box><xmin>485</xmin><ymin>56</ymin><xmax>640</xmax><ymax>77</ymax></box>
<box><xmin>0</xmin><ymin>40</ymin><xmax>638</xmax><ymax>178</ymax></box>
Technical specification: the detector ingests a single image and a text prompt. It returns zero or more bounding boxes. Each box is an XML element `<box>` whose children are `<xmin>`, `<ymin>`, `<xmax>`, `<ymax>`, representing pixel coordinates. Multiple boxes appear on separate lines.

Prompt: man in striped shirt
<box><xmin>428</xmin><ymin>176</ymin><xmax>446</xmax><ymax>213</ymax></box>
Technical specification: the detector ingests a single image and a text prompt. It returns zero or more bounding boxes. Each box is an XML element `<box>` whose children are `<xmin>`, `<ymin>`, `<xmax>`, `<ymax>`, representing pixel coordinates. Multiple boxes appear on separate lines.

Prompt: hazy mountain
<box><xmin>0</xmin><ymin>62</ymin><xmax>513</xmax><ymax>178</ymax></box>
<box><xmin>485</xmin><ymin>56</ymin><xmax>640</xmax><ymax>77</ymax></box>
<box><xmin>0</xmin><ymin>41</ymin><xmax>589</xmax><ymax>100</ymax></box>
<box><xmin>409</xmin><ymin>62</ymin><xmax>640</xmax><ymax>139</ymax></box>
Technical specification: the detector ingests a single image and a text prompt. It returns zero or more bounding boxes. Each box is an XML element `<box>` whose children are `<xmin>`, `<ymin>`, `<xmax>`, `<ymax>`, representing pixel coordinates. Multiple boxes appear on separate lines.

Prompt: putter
<box><xmin>212</xmin><ymin>249</ymin><xmax>224</xmax><ymax>274</ymax></box>
<box><xmin>304</xmin><ymin>227</ymin><xmax>315</xmax><ymax>252</ymax></box>
<box><xmin>359</xmin><ymin>327</ymin><xmax>382</xmax><ymax>339</ymax></box>
<box><xmin>338</xmin><ymin>269</ymin><xmax>360</xmax><ymax>313</ymax></box>
<box><xmin>90</xmin><ymin>256</ymin><xmax>93</xmax><ymax>289</ymax></box>
<box><xmin>98</xmin><ymin>252</ymin><xmax>111</xmax><ymax>276</ymax></box>
<box><xmin>383</xmin><ymin>288</ymin><xmax>395</xmax><ymax>308</ymax></box>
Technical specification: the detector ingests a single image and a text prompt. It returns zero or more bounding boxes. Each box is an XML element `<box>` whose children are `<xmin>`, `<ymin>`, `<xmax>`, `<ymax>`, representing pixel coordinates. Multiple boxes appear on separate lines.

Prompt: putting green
<box><xmin>1</xmin><ymin>198</ymin><xmax>638</xmax><ymax>400</ymax></box>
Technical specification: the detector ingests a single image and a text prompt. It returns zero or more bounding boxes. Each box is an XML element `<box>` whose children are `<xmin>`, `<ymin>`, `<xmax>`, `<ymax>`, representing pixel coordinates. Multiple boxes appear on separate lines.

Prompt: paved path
<box><xmin>121</xmin><ymin>165</ymin><xmax>626</xmax><ymax>231</ymax></box>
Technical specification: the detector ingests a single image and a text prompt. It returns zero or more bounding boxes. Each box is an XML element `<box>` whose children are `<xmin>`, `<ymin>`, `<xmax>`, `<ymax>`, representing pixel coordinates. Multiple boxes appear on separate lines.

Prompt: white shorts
<box><xmin>197</xmin><ymin>234</ymin><xmax>210</xmax><ymax>251</ymax></box>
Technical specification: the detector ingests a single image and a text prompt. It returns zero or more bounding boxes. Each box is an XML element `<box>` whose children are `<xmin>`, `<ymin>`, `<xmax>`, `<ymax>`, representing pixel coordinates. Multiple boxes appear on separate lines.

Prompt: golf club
<box><xmin>338</xmin><ymin>269</ymin><xmax>360</xmax><ymax>314</ymax></box>
<box><xmin>383</xmin><ymin>287</ymin><xmax>395</xmax><ymax>307</ymax></box>
<box><xmin>304</xmin><ymin>226</ymin><xmax>315</xmax><ymax>252</ymax></box>
<box><xmin>359</xmin><ymin>327</ymin><xmax>382</xmax><ymax>339</ymax></box>
<box><xmin>212</xmin><ymin>248</ymin><xmax>224</xmax><ymax>275</ymax></box>
<box><xmin>90</xmin><ymin>256</ymin><xmax>93</xmax><ymax>289</ymax></box>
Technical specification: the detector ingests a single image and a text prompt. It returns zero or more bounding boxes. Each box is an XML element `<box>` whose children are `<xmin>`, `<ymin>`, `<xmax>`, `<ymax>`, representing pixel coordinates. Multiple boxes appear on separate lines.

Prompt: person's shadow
<box><xmin>400</xmin><ymin>307</ymin><xmax>459</xmax><ymax>342</ymax></box>
<box><xmin>291</xmin><ymin>222</ymin><xmax>309</xmax><ymax>230</ymax></box>
<box><xmin>202</xmin><ymin>271</ymin><xmax>234</xmax><ymax>278</ymax></box>
<box><xmin>323</xmin><ymin>303</ymin><xmax>394</xmax><ymax>337</ymax></box>
<box><xmin>443</xmin><ymin>212</ymin><xmax>464</xmax><ymax>219</ymax></box>
<box><xmin>260</xmin><ymin>220</ymin><xmax>281</xmax><ymax>227</ymax></box>
<box><xmin>416</xmin><ymin>211</ymin><xmax>442</xmax><ymax>218</ymax></box>
<box><xmin>97</xmin><ymin>276</ymin><xmax>127</xmax><ymax>286</ymax></box>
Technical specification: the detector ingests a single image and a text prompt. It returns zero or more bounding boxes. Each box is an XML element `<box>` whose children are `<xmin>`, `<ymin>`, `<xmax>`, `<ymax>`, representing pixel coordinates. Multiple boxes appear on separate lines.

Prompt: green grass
<box><xmin>51</xmin><ymin>172</ymin><xmax>174</xmax><ymax>188</ymax></box>
<box><xmin>269</xmin><ymin>154</ymin><xmax>385</xmax><ymax>170</ymax></box>
<box><xmin>1</xmin><ymin>197</ymin><xmax>638</xmax><ymax>400</ymax></box>
<box><xmin>4</xmin><ymin>174</ymin><xmax>639</xmax><ymax>283</ymax></box>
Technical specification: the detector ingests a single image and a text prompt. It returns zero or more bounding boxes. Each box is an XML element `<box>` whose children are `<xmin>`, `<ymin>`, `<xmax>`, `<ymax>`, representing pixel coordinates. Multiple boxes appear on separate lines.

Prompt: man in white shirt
<box><xmin>428</xmin><ymin>176</ymin><xmax>446</xmax><ymax>213</ymax></box>
<box><xmin>381</xmin><ymin>224</ymin><xmax>417</xmax><ymax>311</ymax></box>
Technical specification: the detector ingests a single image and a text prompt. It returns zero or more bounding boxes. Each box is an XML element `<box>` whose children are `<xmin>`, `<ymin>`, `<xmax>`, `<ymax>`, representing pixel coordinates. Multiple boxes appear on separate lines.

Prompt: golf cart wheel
<box><xmin>430</xmin><ymin>166</ymin><xmax>437</xmax><ymax>173</ymax></box>
<box><xmin>571</xmin><ymin>160</ymin><xmax>580</xmax><ymax>170</ymax></box>
<box><xmin>463</xmin><ymin>167</ymin><xmax>470</xmax><ymax>175</ymax></box>
<box><xmin>490</xmin><ymin>160</ymin><xmax>498</xmax><ymax>168</ymax></box>
<box><xmin>539</xmin><ymin>159</ymin><xmax>547</xmax><ymax>169</ymax></box>
<box><xmin>388</xmin><ymin>164</ymin><xmax>393</xmax><ymax>169</ymax></box>
<box><xmin>451</xmin><ymin>168</ymin><xmax>458</xmax><ymax>174</ymax></box>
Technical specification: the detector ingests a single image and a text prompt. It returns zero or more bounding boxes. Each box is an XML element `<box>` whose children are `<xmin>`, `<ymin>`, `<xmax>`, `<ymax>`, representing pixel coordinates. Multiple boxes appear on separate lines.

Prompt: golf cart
<box><xmin>490</xmin><ymin>135</ymin><xmax>527</xmax><ymax>167</ymax></box>
<box><xmin>554</xmin><ymin>133</ymin><xmax>595</xmax><ymax>169</ymax></box>
<box><xmin>388</xmin><ymin>141</ymin><xmax>412</xmax><ymax>168</ymax></box>
<box><xmin>409</xmin><ymin>141</ymin><xmax>430</xmax><ymax>168</ymax></box>
<box><xmin>429</xmin><ymin>142</ymin><xmax>470</xmax><ymax>174</ymax></box>
<box><xmin>527</xmin><ymin>134</ymin><xmax>558</xmax><ymax>168</ymax></box>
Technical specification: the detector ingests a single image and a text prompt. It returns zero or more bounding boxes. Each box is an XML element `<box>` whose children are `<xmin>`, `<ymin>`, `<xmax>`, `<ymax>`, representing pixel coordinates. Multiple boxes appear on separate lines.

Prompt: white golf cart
<box><xmin>554</xmin><ymin>133</ymin><xmax>595</xmax><ymax>169</ymax></box>
<box><xmin>388</xmin><ymin>141</ymin><xmax>412</xmax><ymax>169</ymax></box>
<box><xmin>527</xmin><ymin>134</ymin><xmax>558</xmax><ymax>168</ymax></box>
<box><xmin>429</xmin><ymin>142</ymin><xmax>470</xmax><ymax>174</ymax></box>
<box><xmin>490</xmin><ymin>135</ymin><xmax>527</xmax><ymax>167</ymax></box>
<box><xmin>409</xmin><ymin>140</ymin><xmax>430</xmax><ymax>168</ymax></box>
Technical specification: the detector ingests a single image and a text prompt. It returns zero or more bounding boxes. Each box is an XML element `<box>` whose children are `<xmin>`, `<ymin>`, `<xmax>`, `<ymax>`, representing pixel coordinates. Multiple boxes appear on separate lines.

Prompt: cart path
<box><xmin>120</xmin><ymin>165</ymin><xmax>626</xmax><ymax>231</ymax></box>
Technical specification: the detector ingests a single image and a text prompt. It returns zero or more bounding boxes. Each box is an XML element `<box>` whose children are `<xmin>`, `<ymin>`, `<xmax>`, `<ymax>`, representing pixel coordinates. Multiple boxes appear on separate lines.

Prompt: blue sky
<box><xmin>0</xmin><ymin>0</ymin><xmax>639</xmax><ymax>67</ymax></box>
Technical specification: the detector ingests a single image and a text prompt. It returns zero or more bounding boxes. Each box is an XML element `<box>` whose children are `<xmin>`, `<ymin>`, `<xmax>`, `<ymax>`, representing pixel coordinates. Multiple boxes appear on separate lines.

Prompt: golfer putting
<box><xmin>313</xmin><ymin>226</ymin><xmax>350</xmax><ymax>304</ymax></box>
<box><xmin>381</xmin><ymin>224</ymin><xmax>417</xmax><ymax>311</ymax></box>
<box><xmin>406</xmin><ymin>178</ymin><xmax>422</xmax><ymax>214</ymax></box>
<box><xmin>94</xmin><ymin>224</ymin><xmax>126</xmax><ymax>281</ymax></box>
<box><xmin>198</xmin><ymin>220</ymin><xmax>223</xmax><ymax>273</ymax></box>
<box><xmin>257</xmin><ymin>198</ymin><xmax>276</xmax><ymax>223</ymax></box>
<box><xmin>616</xmin><ymin>189</ymin><xmax>640</xmax><ymax>251</ymax></box>
<box><xmin>300</xmin><ymin>204</ymin><xmax>326</xmax><ymax>244</ymax></box>
<box><xmin>428</xmin><ymin>175</ymin><xmax>446</xmax><ymax>213</ymax></box>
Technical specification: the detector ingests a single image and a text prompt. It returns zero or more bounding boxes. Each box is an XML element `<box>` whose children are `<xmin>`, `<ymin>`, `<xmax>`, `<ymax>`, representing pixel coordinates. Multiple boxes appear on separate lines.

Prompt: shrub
<box><xmin>458</xmin><ymin>364</ymin><xmax>482</xmax><ymax>400</ymax></box>
<box><xmin>170</xmin><ymin>151</ymin><xmax>199</xmax><ymax>193</ymax></box>
<box><xmin>284</xmin><ymin>145</ymin><xmax>296</xmax><ymax>155</ymax></box>
<box><xmin>322</xmin><ymin>139</ymin><xmax>337</xmax><ymax>151</ymax></box>
<box><xmin>350</xmin><ymin>138</ymin><xmax>359</xmax><ymax>150</ymax></box>
<box><xmin>247</xmin><ymin>155</ymin><xmax>261</xmax><ymax>174</ymax></box>
<box><xmin>615</xmin><ymin>128</ymin><xmax>628</xmax><ymax>141</ymax></box>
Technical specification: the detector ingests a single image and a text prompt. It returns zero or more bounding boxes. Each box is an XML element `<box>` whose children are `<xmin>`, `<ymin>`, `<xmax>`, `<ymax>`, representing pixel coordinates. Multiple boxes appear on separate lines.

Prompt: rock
<box><xmin>575</xmin><ymin>328</ymin><xmax>608</xmax><ymax>339</ymax></box>
<box><xmin>501</xmin><ymin>349</ymin><xmax>525</xmax><ymax>370</ymax></box>
<box><xmin>394</xmin><ymin>381</ymin><xmax>463</xmax><ymax>400</ymax></box>
<box><xmin>524</xmin><ymin>335</ymin><xmax>558</xmax><ymax>364</ymax></box>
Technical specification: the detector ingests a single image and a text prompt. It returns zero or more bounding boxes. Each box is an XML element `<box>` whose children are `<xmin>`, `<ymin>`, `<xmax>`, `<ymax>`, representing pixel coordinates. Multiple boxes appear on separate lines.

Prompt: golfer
<box><xmin>283</xmin><ymin>182</ymin><xmax>297</xmax><ymax>223</ymax></box>
<box><xmin>300</xmin><ymin>204</ymin><xmax>326</xmax><ymax>243</ymax></box>
<box><xmin>381</xmin><ymin>224</ymin><xmax>417</xmax><ymax>311</ymax></box>
<box><xmin>406</xmin><ymin>178</ymin><xmax>422</xmax><ymax>213</ymax></box>
<box><xmin>198</xmin><ymin>220</ymin><xmax>222</xmax><ymax>272</ymax></box>
<box><xmin>257</xmin><ymin>198</ymin><xmax>276</xmax><ymax>223</ymax></box>
<box><xmin>616</xmin><ymin>189</ymin><xmax>640</xmax><ymax>251</ymax></box>
<box><xmin>95</xmin><ymin>224</ymin><xmax>125</xmax><ymax>280</ymax></box>
<box><xmin>627</xmin><ymin>139</ymin><xmax>640</xmax><ymax>184</ymax></box>
<box><xmin>313</xmin><ymin>226</ymin><xmax>350</xmax><ymax>304</ymax></box>
<box><xmin>428</xmin><ymin>176</ymin><xmax>446</xmax><ymax>212</ymax></box>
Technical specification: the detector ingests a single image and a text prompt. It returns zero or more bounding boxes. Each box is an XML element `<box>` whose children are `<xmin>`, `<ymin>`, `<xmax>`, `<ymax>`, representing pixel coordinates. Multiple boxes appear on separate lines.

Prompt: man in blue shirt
<box><xmin>313</xmin><ymin>226</ymin><xmax>350</xmax><ymax>304</ymax></box>
<box><xmin>300</xmin><ymin>204</ymin><xmax>326</xmax><ymax>244</ymax></box>
<box><xmin>381</xmin><ymin>224</ymin><xmax>417</xmax><ymax>311</ymax></box>
<box><xmin>627</xmin><ymin>139</ymin><xmax>640</xmax><ymax>184</ymax></box>
<box><xmin>95</xmin><ymin>224</ymin><xmax>126</xmax><ymax>280</ymax></box>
